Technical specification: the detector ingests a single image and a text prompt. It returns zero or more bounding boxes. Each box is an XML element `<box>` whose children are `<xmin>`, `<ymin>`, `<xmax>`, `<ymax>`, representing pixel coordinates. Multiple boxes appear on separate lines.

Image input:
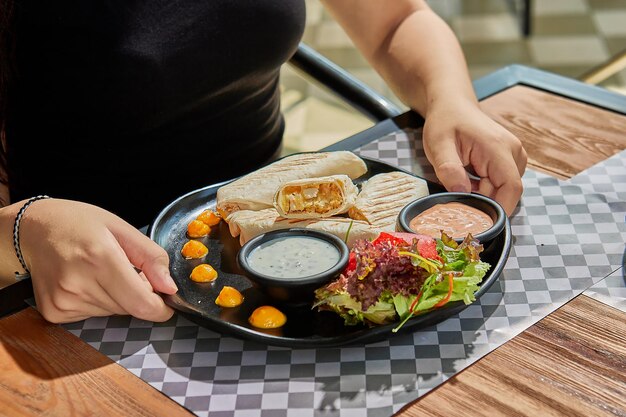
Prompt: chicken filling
<box><xmin>281</xmin><ymin>183</ymin><xmax>343</xmax><ymax>214</ymax></box>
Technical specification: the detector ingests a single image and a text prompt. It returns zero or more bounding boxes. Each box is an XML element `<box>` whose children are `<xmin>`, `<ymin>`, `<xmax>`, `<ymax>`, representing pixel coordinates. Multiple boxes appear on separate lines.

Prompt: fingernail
<box><xmin>162</xmin><ymin>267</ymin><xmax>178</xmax><ymax>292</ymax></box>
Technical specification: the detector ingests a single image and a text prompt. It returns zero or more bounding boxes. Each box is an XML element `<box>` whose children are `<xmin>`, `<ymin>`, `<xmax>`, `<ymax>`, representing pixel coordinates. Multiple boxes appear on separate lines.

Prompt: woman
<box><xmin>0</xmin><ymin>0</ymin><xmax>527</xmax><ymax>323</ymax></box>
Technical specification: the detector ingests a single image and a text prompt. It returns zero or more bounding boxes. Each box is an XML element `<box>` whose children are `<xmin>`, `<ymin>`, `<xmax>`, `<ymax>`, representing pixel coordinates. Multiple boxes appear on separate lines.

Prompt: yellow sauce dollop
<box><xmin>248</xmin><ymin>306</ymin><xmax>287</xmax><ymax>329</ymax></box>
<box><xmin>187</xmin><ymin>219</ymin><xmax>211</xmax><ymax>238</ymax></box>
<box><xmin>181</xmin><ymin>240</ymin><xmax>209</xmax><ymax>259</ymax></box>
<box><xmin>190</xmin><ymin>264</ymin><xmax>218</xmax><ymax>282</ymax></box>
<box><xmin>196</xmin><ymin>209</ymin><xmax>222</xmax><ymax>227</ymax></box>
<box><xmin>215</xmin><ymin>286</ymin><xmax>244</xmax><ymax>307</ymax></box>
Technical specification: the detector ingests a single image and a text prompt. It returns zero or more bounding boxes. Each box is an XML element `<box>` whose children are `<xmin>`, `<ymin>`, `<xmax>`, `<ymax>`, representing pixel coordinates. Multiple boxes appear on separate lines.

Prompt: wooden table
<box><xmin>397</xmin><ymin>67</ymin><xmax>626</xmax><ymax>417</ymax></box>
<box><xmin>1</xmin><ymin>65</ymin><xmax>625</xmax><ymax>416</ymax></box>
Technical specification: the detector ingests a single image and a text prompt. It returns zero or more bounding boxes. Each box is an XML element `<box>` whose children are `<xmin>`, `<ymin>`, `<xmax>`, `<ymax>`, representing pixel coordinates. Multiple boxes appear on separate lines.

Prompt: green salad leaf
<box><xmin>314</xmin><ymin>232</ymin><xmax>491</xmax><ymax>332</ymax></box>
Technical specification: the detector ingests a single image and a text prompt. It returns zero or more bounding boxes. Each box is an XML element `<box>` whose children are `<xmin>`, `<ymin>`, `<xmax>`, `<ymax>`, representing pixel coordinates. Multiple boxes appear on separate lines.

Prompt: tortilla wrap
<box><xmin>226</xmin><ymin>208</ymin><xmax>380</xmax><ymax>247</ymax></box>
<box><xmin>216</xmin><ymin>152</ymin><xmax>367</xmax><ymax>218</ymax></box>
<box><xmin>273</xmin><ymin>175</ymin><xmax>358</xmax><ymax>219</ymax></box>
<box><xmin>348</xmin><ymin>171</ymin><xmax>429</xmax><ymax>229</ymax></box>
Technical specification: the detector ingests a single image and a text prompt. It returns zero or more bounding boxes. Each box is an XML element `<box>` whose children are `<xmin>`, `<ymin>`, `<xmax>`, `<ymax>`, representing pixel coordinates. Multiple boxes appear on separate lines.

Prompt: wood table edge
<box><xmin>396</xmin><ymin>294</ymin><xmax>626</xmax><ymax>417</ymax></box>
<box><xmin>0</xmin><ymin>307</ymin><xmax>192</xmax><ymax>417</ymax></box>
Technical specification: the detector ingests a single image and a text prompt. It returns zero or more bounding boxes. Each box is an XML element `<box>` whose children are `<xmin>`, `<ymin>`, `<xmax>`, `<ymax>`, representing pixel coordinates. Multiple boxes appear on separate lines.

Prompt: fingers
<box><xmin>49</xmin><ymin>304</ymin><xmax>117</xmax><ymax>324</ymax></box>
<box><xmin>460</xmin><ymin>123</ymin><xmax>525</xmax><ymax>216</ymax></box>
<box><xmin>100</xmin><ymin>263</ymin><xmax>175</xmax><ymax>322</ymax></box>
<box><xmin>90</xmin><ymin>284</ymin><xmax>128</xmax><ymax>316</ymax></box>
<box><xmin>108</xmin><ymin>220</ymin><xmax>178</xmax><ymax>295</ymax></box>
<box><xmin>477</xmin><ymin>177</ymin><xmax>495</xmax><ymax>198</ymax></box>
<box><xmin>96</xmin><ymin>233</ymin><xmax>175</xmax><ymax>322</ymax></box>
<box><xmin>34</xmin><ymin>284</ymin><xmax>125</xmax><ymax>324</ymax></box>
<box><xmin>476</xmin><ymin>175</ymin><xmax>520</xmax><ymax>216</ymax></box>
<box><xmin>493</xmin><ymin>181</ymin><xmax>523</xmax><ymax>216</ymax></box>
<box><xmin>503</xmin><ymin>130</ymin><xmax>528</xmax><ymax>176</ymax></box>
<box><xmin>486</xmin><ymin>155</ymin><xmax>524</xmax><ymax>216</ymax></box>
<box><xmin>24</xmin><ymin>200</ymin><xmax>176</xmax><ymax>323</ymax></box>
<box><xmin>39</xmin><ymin>307</ymin><xmax>108</xmax><ymax>324</ymax></box>
<box><xmin>424</xmin><ymin>135</ymin><xmax>471</xmax><ymax>193</ymax></box>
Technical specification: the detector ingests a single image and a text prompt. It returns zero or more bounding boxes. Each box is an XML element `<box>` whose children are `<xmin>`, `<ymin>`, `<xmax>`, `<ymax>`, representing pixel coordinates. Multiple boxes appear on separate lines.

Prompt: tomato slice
<box><xmin>386</xmin><ymin>232</ymin><xmax>433</xmax><ymax>245</ymax></box>
<box><xmin>416</xmin><ymin>238</ymin><xmax>441</xmax><ymax>261</ymax></box>
<box><xmin>373</xmin><ymin>232</ymin><xmax>442</xmax><ymax>261</ymax></box>
<box><xmin>372</xmin><ymin>232</ymin><xmax>408</xmax><ymax>247</ymax></box>
<box><xmin>345</xmin><ymin>252</ymin><xmax>357</xmax><ymax>274</ymax></box>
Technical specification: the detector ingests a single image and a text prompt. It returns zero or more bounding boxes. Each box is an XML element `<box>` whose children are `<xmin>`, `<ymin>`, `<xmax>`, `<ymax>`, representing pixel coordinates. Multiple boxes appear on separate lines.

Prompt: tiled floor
<box><xmin>281</xmin><ymin>0</ymin><xmax>626</xmax><ymax>154</ymax></box>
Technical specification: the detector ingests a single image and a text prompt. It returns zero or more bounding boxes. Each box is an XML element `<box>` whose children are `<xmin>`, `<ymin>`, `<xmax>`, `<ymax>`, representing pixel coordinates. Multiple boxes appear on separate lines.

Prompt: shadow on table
<box><xmin>0</xmin><ymin>307</ymin><xmax>118</xmax><ymax>380</ymax></box>
<box><xmin>9</xmin><ymin>240</ymin><xmax>506</xmax><ymax>412</ymax></box>
<box><xmin>70</xmin><ymin>229</ymin><xmax>508</xmax><ymax>411</ymax></box>
<box><xmin>69</xmin><ymin>228</ymin><xmax>508</xmax><ymax>411</ymax></box>
<box><xmin>124</xmin><ymin>284</ymin><xmax>505</xmax><ymax>413</ymax></box>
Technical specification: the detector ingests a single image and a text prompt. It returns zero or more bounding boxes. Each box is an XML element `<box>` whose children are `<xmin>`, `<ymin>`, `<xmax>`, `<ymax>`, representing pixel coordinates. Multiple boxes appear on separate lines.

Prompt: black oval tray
<box><xmin>148</xmin><ymin>157</ymin><xmax>511</xmax><ymax>347</ymax></box>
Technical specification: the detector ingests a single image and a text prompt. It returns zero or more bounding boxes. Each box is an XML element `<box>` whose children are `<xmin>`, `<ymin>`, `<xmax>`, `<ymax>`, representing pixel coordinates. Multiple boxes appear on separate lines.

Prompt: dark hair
<box><xmin>0</xmin><ymin>0</ymin><xmax>14</xmax><ymax>199</ymax></box>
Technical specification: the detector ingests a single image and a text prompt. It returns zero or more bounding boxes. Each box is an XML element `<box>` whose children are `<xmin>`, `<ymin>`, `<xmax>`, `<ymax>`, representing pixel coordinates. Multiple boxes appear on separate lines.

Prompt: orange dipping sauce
<box><xmin>215</xmin><ymin>286</ymin><xmax>244</xmax><ymax>307</ymax></box>
<box><xmin>409</xmin><ymin>202</ymin><xmax>493</xmax><ymax>239</ymax></box>
<box><xmin>248</xmin><ymin>306</ymin><xmax>286</xmax><ymax>329</ymax></box>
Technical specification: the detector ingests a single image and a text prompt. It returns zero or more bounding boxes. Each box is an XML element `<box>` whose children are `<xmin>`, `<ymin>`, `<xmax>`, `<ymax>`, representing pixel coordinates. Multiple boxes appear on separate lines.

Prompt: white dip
<box><xmin>247</xmin><ymin>236</ymin><xmax>340</xmax><ymax>279</ymax></box>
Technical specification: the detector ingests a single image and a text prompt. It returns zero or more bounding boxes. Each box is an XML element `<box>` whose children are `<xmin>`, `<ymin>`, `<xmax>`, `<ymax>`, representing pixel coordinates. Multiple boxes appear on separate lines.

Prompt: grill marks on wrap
<box><xmin>219</xmin><ymin>153</ymin><xmax>434</xmax><ymax>248</ymax></box>
<box><xmin>226</xmin><ymin>208</ymin><xmax>379</xmax><ymax>247</ymax></box>
<box><xmin>262</xmin><ymin>154</ymin><xmax>332</xmax><ymax>174</ymax></box>
<box><xmin>358</xmin><ymin>184</ymin><xmax>420</xmax><ymax>220</ymax></box>
<box><xmin>349</xmin><ymin>172</ymin><xmax>430</xmax><ymax>228</ymax></box>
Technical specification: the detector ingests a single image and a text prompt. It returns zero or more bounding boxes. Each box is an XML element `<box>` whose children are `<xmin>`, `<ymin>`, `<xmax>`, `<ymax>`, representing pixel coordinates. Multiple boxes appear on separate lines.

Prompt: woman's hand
<box><xmin>19</xmin><ymin>199</ymin><xmax>177</xmax><ymax>323</ymax></box>
<box><xmin>422</xmin><ymin>99</ymin><xmax>528</xmax><ymax>216</ymax></box>
<box><xmin>321</xmin><ymin>0</ymin><xmax>526</xmax><ymax>215</ymax></box>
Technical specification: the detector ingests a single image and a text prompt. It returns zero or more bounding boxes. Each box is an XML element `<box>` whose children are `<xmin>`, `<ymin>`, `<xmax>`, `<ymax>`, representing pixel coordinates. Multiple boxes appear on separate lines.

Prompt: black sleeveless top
<box><xmin>6</xmin><ymin>1</ymin><xmax>306</xmax><ymax>226</ymax></box>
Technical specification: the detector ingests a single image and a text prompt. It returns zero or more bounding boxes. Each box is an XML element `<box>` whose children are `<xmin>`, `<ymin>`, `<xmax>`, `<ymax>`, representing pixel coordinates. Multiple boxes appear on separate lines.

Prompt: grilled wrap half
<box><xmin>273</xmin><ymin>175</ymin><xmax>358</xmax><ymax>219</ymax></box>
<box><xmin>227</xmin><ymin>208</ymin><xmax>380</xmax><ymax>247</ymax></box>
<box><xmin>348</xmin><ymin>172</ymin><xmax>429</xmax><ymax>229</ymax></box>
<box><xmin>216</xmin><ymin>152</ymin><xmax>367</xmax><ymax>218</ymax></box>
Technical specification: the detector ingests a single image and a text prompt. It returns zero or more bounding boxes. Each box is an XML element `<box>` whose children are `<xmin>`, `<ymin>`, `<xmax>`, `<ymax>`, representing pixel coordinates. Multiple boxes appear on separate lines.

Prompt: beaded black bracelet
<box><xmin>13</xmin><ymin>195</ymin><xmax>50</xmax><ymax>280</ymax></box>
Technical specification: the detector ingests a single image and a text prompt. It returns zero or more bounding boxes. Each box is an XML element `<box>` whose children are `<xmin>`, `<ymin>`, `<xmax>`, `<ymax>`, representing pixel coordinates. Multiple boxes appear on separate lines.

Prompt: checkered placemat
<box><xmin>64</xmin><ymin>129</ymin><xmax>626</xmax><ymax>417</ymax></box>
<box><xmin>568</xmin><ymin>148</ymin><xmax>626</xmax><ymax>313</ymax></box>
<box><xmin>583</xmin><ymin>269</ymin><xmax>625</xmax><ymax>312</ymax></box>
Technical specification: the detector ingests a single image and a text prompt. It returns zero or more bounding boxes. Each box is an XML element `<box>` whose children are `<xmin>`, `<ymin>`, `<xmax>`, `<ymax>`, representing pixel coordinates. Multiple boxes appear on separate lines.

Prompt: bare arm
<box><xmin>0</xmin><ymin>198</ymin><xmax>178</xmax><ymax>322</ymax></box>
<box><xmin>321</xmin><ymin>0</ymin><xmax>527</xmax><ymax>215</ymax></box>
<box><xmin>321</xmin><ymin>0</ymin><xmax>475</xmax><ymax>116</ymax></box>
